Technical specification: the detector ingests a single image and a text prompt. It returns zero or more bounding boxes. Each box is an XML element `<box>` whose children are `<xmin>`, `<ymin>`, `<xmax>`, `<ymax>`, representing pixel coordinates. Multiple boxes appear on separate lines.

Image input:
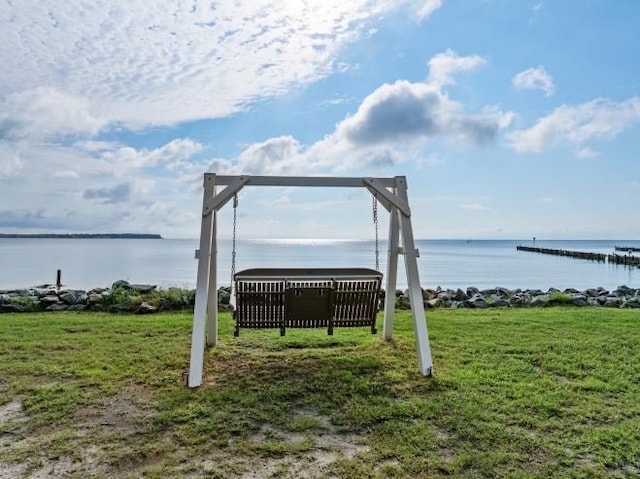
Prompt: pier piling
<box><xmin>516</xmin><ymin>245</ymin><xmax>640</xmax><ymax>267</ymax></box>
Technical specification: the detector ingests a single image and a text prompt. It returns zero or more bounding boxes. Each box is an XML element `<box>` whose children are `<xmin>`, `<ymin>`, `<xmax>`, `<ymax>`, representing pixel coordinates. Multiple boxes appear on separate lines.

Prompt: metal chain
<box><xmin>230</xmin><ymin>194</ymin><xmax>238</xmax><ymax>288</ymax></box>
<box><xmin>373</xmin><ymin>194</ymin><xmax>379</xmax><ymax>271</ymax></box>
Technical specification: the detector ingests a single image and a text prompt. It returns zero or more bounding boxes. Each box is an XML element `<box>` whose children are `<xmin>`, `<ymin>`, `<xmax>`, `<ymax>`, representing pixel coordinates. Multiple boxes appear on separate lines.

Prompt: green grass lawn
<box><xmin>1</xmin><ymin>308</ymin><xmax>639</xmax><ymax>478</ymax></box>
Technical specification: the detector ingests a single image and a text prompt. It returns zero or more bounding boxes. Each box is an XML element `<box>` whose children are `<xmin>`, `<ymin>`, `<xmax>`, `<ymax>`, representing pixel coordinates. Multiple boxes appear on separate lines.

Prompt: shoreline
<box><xmin>1</xmin><ymin>281</ymin><xmax>639</xmax><ymax>313</ymax></box>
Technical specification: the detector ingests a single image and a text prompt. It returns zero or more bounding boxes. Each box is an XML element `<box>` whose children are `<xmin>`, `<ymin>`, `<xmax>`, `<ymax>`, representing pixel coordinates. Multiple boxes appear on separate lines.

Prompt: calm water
<box><xmin>0</xmin><ymin>238</ymin><xmax>639</xmax><ymax>291</ymax></box>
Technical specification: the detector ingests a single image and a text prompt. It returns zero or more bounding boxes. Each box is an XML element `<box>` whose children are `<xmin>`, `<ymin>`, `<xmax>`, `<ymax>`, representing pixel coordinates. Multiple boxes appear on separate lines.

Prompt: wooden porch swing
<box><xmin>233</xmin><ymin>267</ymin><xmax>382</xmax><ymax>336</ymax></box>
<box><xmin>187</xmin><ymin>175</ymin><xmax>433</xmax><ymax>388</ymax></box>
<box><xmin>229</xmin><ymin>191</ymin><xmax>383</xmax><ymax>337</ymax></box>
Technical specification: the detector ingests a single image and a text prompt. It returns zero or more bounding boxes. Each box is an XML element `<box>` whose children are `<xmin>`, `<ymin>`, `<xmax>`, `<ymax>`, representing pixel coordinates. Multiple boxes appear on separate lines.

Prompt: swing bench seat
<box><xmin>233</xmin><ymin>268</ymin><xmax>382</xmax><ymax>337</ymax></box>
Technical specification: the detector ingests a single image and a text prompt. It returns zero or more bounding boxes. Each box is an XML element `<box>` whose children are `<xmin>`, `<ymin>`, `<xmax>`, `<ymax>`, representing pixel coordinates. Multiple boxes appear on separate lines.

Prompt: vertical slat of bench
<box><xmin>278</xmin><ymin>281</ymin><xmax>286</xmax><ymax>335</ymax></box>
<box><xmin>262</xmin><ymin>281</ymin><xmax>267</xmax><ymax>328</ymax></box>
<box><xmin>253</xmin><ymin>282</ymin><xmax>258</xmax><ymax>328</ymax></box>
<box><xmin>356</xmin><ymin>281</ymin><xmax>365</xmax><ymax>322</ymax></box>
<box><xmin>348</xmin><ymin>281</ymin><xmax>357</xmax><ymax>325</ymax></box>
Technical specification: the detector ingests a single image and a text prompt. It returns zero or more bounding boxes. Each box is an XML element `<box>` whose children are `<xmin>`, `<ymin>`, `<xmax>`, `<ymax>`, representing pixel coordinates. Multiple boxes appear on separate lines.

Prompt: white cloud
<box><xmin>101</xmin><ymin>139</ymin><xmax>203</xmax><ymax>172</ymax></box>
<box><xmin>336</xmin><ymin>79</ymin><xmax>511</xmax><ymax>147</ymax></box>
<box><xmin>508</xmin><ymin>98</ymin><xmax>640</xmax><ymax>153</ymax></box>
<box><xmin>235</xmin><ymin>136</ymin><xmax>304</xmax><ymax>176</ymax></box>
<box><xmin>575</xmin><ymin>147</ymin><xmax>599</xmax><ymax>159</ymax></box>
<box><xmin>1</xmin><ymin>87</ymin><xmax>106</xmax><ymax>139</ymax></box>
<box><xmin>0</xmin><ymin>140</ymin><xmax>24</xmax><ymax>177</ymax></box>
<box><xmin>512</xmin><ymin>66</ymin><xmax>555</xmax><ymax>96</ymax></box>
<box><xmin>414</xmin><ymin>0</ymin><xmax>443</xmax><ymax>21</ymax></box>
<box><xmin>417</xmin><ymin>154</ymin><xmax>445</xmax><ymax>168</ymax></box>
<box><xmin>0</xmin><ymin>0</ymin><xmax>418</xmax><ymax>133</ymax></box>
<box><xmin>82</xmin><ymin>179</ymin><xmax>155</xmax><ymax>204</ymax></box>
<box><xmin>82</xmin><ymin>182</ymin><xmax>135</xmax><ymax>204</ymax></box>
<box><xmin>427</xmin><ymin>49</ymin><xmax>486</xmax><ymax>87</ymax></box>
<box><xmin>460</xmin><ymin>203</ymin><xmax>488</xmax><ymax>211</ymax></box>
<box><xmin>53</xmin><ymin>170</ymin><xmax>80</xmax><ymax>179</ymax></box>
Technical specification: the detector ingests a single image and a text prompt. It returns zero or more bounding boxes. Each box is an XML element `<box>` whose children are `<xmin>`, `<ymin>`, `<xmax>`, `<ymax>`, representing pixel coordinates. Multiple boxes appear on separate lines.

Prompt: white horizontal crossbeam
<box><xmin>205</xmin><ymin>174</ymin><xmax>397</xmax><ymax>188</ymax></box>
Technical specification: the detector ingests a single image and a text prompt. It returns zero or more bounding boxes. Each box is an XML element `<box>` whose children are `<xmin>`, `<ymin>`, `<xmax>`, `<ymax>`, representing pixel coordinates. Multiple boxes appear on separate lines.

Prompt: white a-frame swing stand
<box><xmin>187</xmin><ymin>174</ymin><xmax>433</xmax><ymax>388</ymax></box>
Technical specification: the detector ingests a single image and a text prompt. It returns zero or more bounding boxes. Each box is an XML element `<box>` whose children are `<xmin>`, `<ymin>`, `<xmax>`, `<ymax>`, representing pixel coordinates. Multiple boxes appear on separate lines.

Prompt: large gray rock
<box><xmin>509</xmin><ymin>295</ymin><xmax>527</xmax><ymax>307</ymax></box>
<box><xmin>530</xmin><ymin>295</ymin><xmax>550</xmax><ymax>307</ymax></box>
<box><xmin>40</xmin><ymin>295</ymin><xmax>60</xmax><ymax>307</ymax></box>
<box><xmin>218</xmin><ymin>289</ymin><xmax>231</xmax><ymax>305</ymax></box>
<box><xmin>87</xmin><ymin>292</ymin><xmax>103</xmax><ymax>304</ymax></box>
<box><xmin>111</xmin><ymin>280</ymin><xmax>130</xmax><ymax>290</ymax></box>
<box><xmin>468</xmin><ymin>294</ymin><xmax>488</xmax><ymax>308</ymax></box>
<box><xmin>0</xmin><ymin>303</ymin><xmax>26</xmax><ymax>312</ymax></box>
<box><xmin>492</xmin><ymin>298</ymin><xmax>510</xmax><ymax>307</ymax></box>
<box><xmin>437</xmin><ymin>290</ymin><xmax>454</xmax><ymax>301</ymax></box>
<box><xmin>563</xmin><ymin>288</ymin><xmax>580</xmax><ymax>294</ymax></box>
<box><xmin>396</xmin><ymin>294</ymin><xmax>411</xmax><ymax>310</ymax></box>
<box><xmin>422</xmin><ymin>288</ymin><xmax>438</xmax><ymax>301</ymax></box>
<box><xmin>615</xmin><ymin>285</ymin><xmax>635</xmax><ymax>297</ymax></box>
<box><xmin>621</xmin><ymin>298</ymin><xmax>640</xmax><ymax>309</ymax></box>
<box><xmin>466</xmin><ymin>287</ymin><xmax>480</xmax><ymax>297</ymax></box>
<box><xmin>425</xmin><ymin>298</ymin><xmax>442</xmax><ymax>309</ymax></box>
<box><xmin>136</xmin><ymin>302</ymin><xmax>158</xmax><ymax>314</ymax></box>
<box><xmin>495</xmin><ymin>287</ymin><xmax>513</xmax><ymax>298</ymax></box>
<box><xmin>130</xmin><ymin>284</ymin><xmax>157</xmax><ymax>294</ymax></box>
<box><xmin>453</xmin><ymin>288</ymin><xmax>469</xmax><ymax>301</ymax></box>
<box><xmin>603</xmin><ymin>297</ymin><xmax>623</xmax><ymax>308</ymax></box>
<box><xmin>572</xmin><ymin>295</ymin><xmax>588</xmax><ymax>307</ymax></box>
<box><xmin>59</xmin><ymin>290</ymin><xmax>88</xmax><ymax>305</ymax></box>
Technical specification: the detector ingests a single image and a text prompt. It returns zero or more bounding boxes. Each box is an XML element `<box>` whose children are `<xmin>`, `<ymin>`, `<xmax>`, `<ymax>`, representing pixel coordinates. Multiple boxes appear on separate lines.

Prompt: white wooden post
<box><xmin>383</xmin><ymin>205</ymin><xmax>400</xmax><ymax>340</ymax></box>
<box><xmin>188</xmin><ymin>176</ymin><xmax>215</xmax><ymax>387</ymax></box>
<box><xmin>205</xmin><ymin>209</ymin><xmax>218</xmax><ymax>347</ymax></box>
<box><xmin>396</xmin><ymin>177</ymin><xmax>433</xmax><ymax>376</ymax></box>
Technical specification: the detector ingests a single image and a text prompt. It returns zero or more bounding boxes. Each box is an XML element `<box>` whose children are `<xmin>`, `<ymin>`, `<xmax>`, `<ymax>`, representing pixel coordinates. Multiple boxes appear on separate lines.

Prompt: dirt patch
<box><xmin>74</xmin><ymin>392</ymin><xmax>154</xmax><ymax>436</ymax></box>
<box><xmin>0</xmin><ymin>400</ymin><xmax>29</xmax><ymax>479</ymax></box>
<box><xmin>234</xmin><ymin>409</ymin><xmax>370</xmax><ymax>479</ymax></box>
<box><xmin>0</xmin><ymin>400</ymin><xmax>26</xmax><ymax>427</ymax></box>
<box><xmin>0</xmin><ymin>462</ymin><xmax>27</xmax><ymax>479</ymax></box>
<box><xmin>2</xmin><ymin>397</ymin><xmax>372</xmax><ymax>478</ymax></box>
<box><xmin>1</xmin><ymin>389</ymin><xmax>158</xmax><ymax>479</ymax></box>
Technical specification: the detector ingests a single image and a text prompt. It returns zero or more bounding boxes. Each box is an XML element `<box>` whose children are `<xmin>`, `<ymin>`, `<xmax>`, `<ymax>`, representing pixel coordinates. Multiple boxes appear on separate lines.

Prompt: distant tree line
<box><xmin>0</xmin><ymin>233</ymin><xmax>162</xmax><ymax>239</ymax></box>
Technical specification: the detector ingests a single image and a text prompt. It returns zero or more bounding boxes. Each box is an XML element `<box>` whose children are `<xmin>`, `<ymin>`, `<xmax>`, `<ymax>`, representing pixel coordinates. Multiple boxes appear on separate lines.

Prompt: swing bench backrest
<box><xmin>233</xmin><ymin>268</ymin><xmax>382</xmax><ymax>336</ymax></box>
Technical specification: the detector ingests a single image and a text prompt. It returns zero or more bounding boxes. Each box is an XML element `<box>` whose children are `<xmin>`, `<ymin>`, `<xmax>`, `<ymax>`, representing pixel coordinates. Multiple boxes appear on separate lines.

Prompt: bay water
<box><xmin>0</xmin><ymin>238</ymin><xmax>638</xmax><ymax>291</ymax></box>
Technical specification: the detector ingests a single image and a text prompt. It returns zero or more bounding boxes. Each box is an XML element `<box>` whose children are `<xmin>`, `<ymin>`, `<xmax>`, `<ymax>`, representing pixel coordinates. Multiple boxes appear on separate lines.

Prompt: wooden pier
<box><xmin>516</xmin><ymin>245</ymin><xmax>640</xmax><ymax>267</ymax></box>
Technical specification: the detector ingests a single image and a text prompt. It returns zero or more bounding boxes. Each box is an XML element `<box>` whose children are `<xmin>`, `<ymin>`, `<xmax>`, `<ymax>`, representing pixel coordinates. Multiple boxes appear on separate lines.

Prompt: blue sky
<box><xmin>1</xmin><ymin>0</ymin><xmax>639</xmax><ymax>239</ymax></box>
